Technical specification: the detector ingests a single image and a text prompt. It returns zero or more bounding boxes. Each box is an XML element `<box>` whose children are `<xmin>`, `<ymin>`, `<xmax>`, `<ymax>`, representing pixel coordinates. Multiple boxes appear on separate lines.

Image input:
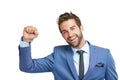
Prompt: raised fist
<box><xmin>23</xmin><ymin>26</ymin><xmax>39</xmax><ymax>43</ymax></box>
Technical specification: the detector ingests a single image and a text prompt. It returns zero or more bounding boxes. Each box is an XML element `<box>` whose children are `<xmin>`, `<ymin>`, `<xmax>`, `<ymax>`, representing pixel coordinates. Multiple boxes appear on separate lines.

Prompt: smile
<box><xmin>69</xmin><ymin>35</ymin><xmax>77</xmax><ymax>42</ymax></box>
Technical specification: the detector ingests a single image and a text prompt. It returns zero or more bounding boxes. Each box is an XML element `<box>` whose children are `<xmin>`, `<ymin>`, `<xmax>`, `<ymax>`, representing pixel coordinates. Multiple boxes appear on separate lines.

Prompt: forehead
<box><xmin>60</xmin><ymin>19</ymin><xmax>77</xmax><ymax>29</ymax></box>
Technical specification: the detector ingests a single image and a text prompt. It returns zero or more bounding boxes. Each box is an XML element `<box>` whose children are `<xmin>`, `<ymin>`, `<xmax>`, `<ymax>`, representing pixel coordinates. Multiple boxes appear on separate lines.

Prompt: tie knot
<box><xmin>76</xmin><ymin>50</ymin><xmax>84</xmax><ymax>55</ymax></box>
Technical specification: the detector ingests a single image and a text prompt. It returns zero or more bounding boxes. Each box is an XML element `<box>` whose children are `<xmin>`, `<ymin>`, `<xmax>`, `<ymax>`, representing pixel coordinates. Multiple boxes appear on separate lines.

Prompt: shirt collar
<box><xmin>71</xmin><ymin>41</ymin><xmax>89</xmax><ymax>54</ymax></box>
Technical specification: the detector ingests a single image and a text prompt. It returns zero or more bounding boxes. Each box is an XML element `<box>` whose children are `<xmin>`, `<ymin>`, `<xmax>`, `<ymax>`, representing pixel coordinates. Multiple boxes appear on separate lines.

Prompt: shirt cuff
<box><xmin>19</xmin><ymin>37</ymin><xmax>30</xmax><ymax>47</ymax></box>
<box><xmin>20</xmin><ymin>41</ymin><xmax>30</xmax><ymax>47</ymax></box>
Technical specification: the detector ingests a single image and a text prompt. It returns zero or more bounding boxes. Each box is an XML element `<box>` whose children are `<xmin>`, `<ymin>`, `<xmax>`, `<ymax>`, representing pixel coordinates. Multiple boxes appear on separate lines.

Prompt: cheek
<box><xmin>62</xmin><ymin>34</ymin><xmax>68</xmax><ymax>40</ymax></box>
<box><xmin>76</xmin><ymin>30</ymin><xmax>82</xmax><ymax>36</ymax></box>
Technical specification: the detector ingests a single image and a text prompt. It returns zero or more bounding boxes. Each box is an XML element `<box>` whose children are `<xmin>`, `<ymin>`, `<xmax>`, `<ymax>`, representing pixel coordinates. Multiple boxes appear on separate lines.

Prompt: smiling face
<box><xmin>60</xmin><ymin>19</ymin><xmax>84</xmax><ymax>49</ymax></box>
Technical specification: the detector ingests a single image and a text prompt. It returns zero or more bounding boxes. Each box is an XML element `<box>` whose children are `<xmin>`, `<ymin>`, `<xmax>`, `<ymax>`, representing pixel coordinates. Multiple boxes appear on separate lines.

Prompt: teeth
<box><xmin>69</xmin><ymin>36</ymin><xmax>76</xmax><ymax>41</ymax></box>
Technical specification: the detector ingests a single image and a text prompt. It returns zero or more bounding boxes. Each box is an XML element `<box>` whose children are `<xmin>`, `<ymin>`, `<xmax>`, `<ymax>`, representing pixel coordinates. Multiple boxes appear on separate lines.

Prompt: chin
<box><xmin>70</xmin><ymin>44</ymin><xmax>78</xmax><ymax>48</ymax></box>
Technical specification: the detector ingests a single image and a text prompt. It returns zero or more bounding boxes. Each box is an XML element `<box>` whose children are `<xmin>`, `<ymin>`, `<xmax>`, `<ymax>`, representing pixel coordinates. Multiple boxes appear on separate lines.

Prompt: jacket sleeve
<box><xmin>19</xmin><ymin>46</ymin><xmax>54</xmax><ymax>73</ymax></box>
<box><xmin>105</xmin><ymin>50</ymin><xmax>118</xmax><ymax>80</ymax></box>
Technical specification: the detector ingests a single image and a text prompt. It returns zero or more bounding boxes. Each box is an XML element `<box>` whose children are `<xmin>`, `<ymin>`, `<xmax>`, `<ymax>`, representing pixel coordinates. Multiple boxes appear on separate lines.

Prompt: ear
<box><xmin>80</xmin><ymin>25</ymin><xmax>84</xmax><ymax>32</ymax></box>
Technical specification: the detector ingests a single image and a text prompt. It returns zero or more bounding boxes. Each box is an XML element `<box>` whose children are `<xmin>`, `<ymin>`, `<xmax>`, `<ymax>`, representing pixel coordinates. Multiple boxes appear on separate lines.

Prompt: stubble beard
<box><xmin>67</xmin><ymin>34</ymin><xmax>83</xmax><ymax>48</ymax></box>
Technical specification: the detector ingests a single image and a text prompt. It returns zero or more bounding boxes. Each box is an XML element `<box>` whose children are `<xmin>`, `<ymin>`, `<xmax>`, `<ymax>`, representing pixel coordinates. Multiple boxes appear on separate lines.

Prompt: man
<box><xmin>19</xmin><ymin>12</ymin><xmax>118</xmax><ymax>80</ymax></box>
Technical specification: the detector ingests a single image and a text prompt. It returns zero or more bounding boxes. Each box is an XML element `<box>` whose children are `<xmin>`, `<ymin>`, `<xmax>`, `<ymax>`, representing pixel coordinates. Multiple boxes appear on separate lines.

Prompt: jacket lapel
<box><xmin>65</xmin><ymin>46</ymin><xmax>79</xmax><ymax>80</ymax></box>
<box><xmin>83</xmin><ymin>44</ymin><xmax>97</xmax><ymax>79</ymax></box>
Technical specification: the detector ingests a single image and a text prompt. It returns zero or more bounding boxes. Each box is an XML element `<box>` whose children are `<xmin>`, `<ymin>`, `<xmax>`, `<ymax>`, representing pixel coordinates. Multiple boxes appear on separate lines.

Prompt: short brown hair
<box><xmin>57</xmin><ymin>12</ymin><xmax>81</xmax><ymax>32</ymax></box>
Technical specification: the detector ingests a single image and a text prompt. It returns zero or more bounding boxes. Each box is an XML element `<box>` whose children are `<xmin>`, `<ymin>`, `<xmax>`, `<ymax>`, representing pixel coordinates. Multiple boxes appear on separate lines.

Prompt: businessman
<box><xmin>19</xmin><ymin>12</ymin><xmax>118</xmax><ymax>80</ymax></box>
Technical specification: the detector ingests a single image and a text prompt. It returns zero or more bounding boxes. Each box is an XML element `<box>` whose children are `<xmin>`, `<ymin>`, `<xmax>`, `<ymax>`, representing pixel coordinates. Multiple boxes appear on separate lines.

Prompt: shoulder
<box><xmin>52</xmin><ymin>45</ymin><xmax>73</xmax><ymax>54</ymax></box>
<box><xmin>92</xmin><ymin>45</ymin><xmax>109</xmax><ymax>51</ymax></box>
<box><xmin>93</xmin><ymin>45</ymin><xmax>110</xmax><ymax>53</ymax></box>
<box><xmin>88</xmin><ymin>41</ymin><xmax>111</xmax><ymax>55</ymax></box>
<box><xmin>88</xmin><ymin>41</ymin><xmax>110</xmax><ymax>51</ymax></box>
<box><xmin>53</xmin><ymin>45</ymin><xmax>70</xmax><ymax>50</ymax></box>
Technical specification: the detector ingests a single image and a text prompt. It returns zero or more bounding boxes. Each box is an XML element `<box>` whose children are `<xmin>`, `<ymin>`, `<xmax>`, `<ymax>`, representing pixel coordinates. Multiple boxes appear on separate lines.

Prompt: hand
<box><xmin>23</xmin><ymin>26</ymin><xmax>39</xmax><ymax>43</ymax></box>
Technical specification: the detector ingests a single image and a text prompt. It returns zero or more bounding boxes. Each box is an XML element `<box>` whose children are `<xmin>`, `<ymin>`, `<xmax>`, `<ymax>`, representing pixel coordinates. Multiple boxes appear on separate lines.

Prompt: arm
<box><xmin>19</xmin><ymin>45</ymin><xmax>54</xmax><ymax>73</ymax></box>
<box><xmin>19</xmin><ymin>26</ymin><xmax>54</xmax><ymax>73</ymax></box>
<box><xmin>105</xmin><ymin>50</ymin><xmax>118</xmax><ymax>80</ymax></box>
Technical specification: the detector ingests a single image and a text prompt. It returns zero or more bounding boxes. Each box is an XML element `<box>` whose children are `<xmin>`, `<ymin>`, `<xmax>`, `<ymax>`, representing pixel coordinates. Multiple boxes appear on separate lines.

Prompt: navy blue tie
<box><xmin>77</xmin><ymin>50</ymin><xmax>84</xmax><ymax>80</ymax></box>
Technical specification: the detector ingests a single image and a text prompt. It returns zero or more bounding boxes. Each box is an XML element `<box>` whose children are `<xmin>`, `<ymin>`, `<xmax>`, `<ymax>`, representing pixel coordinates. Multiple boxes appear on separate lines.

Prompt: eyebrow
<box><xmin>70</xmin><ymin>25</ymin><xmax>76</xmax><ymax>28</ymax></box>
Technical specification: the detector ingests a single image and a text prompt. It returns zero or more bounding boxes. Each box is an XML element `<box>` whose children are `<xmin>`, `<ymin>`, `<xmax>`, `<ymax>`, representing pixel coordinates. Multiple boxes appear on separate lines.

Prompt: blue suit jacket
<box><xmin>19</xmin><ymin>42</ymin><xmax>118</xmax><ymax>80</ymax></box>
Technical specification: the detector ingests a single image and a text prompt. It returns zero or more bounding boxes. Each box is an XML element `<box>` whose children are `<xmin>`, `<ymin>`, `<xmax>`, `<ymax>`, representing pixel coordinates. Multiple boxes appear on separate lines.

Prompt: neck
<box><xmin>75</xmin><ymin>38</ymin><xmax>86</xmax><ymax>49</ymax></box>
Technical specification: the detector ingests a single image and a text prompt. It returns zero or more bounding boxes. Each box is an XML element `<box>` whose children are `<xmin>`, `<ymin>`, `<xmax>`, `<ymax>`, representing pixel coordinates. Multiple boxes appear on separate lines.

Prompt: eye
<box><xmin>61</xmin><ymin>30</ymin><xmax>67</xmax><ymax>35</ymax></box>
<box><xmin>70</xmin><ymin>26</ymin><xmax>76</xmax><ymax>30</ymax></box>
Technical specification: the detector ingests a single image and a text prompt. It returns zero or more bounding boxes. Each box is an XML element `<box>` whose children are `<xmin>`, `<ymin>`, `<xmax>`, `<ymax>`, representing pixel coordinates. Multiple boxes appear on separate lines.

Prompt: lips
<box><xmin>68</xmin><ymin>35</ymin><xmax>77</xmax><ymax>42</ymax></box>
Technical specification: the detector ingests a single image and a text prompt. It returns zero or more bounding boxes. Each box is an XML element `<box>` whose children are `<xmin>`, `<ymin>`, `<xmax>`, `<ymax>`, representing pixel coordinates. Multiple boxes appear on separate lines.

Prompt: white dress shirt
<box><xmin>71</xmin><ymin>42</ymin><xmax>90</xmax><ymax>75</ymax></box>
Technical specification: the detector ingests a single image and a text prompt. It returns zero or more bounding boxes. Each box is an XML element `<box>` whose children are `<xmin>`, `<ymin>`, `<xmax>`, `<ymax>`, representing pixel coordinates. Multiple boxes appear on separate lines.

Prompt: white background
<box><xmin>0</xmin><ymin>0</ymin><xmax>119</xmax><ymax>80</ymax></box>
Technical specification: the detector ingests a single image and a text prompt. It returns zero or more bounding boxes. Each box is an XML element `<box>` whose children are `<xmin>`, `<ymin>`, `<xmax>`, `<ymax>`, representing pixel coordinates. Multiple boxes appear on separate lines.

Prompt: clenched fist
<box><xmin>23</xmin><ymin>26</ymin><xmax>39</xmax><ymax>43</ymax></box>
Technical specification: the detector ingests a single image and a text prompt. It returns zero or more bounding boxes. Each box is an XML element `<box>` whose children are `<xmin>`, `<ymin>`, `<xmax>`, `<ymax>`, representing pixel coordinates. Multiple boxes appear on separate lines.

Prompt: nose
<box><xmin>68</xmin><ymin>30</ymin><xmax>73</xmax><ymax>37</ymax></box>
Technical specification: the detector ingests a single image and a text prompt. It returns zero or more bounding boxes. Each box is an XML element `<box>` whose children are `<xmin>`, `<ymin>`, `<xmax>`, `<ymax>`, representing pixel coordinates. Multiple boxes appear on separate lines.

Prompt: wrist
<box><xmin>20</xmin><ymin>37</ymin><xmax>30</xmax><ymax>47</ymax></box>
<box><xmin>22</xmin><ymin>36</ymin><xmax>32</xmax><ymax>43</ymax></box>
